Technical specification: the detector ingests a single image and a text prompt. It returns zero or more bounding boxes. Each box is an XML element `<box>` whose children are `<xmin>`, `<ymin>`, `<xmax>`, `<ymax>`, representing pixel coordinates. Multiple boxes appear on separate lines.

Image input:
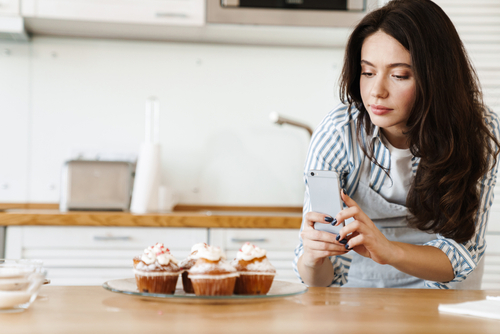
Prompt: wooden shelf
<box><xmin>0</xmin><ymin>204</ymin><xmax>303</xmax><ymax>229</ymax></box>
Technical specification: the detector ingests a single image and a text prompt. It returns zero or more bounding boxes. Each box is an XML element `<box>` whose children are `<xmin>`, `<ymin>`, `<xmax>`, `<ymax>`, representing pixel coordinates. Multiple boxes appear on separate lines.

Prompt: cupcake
<box><xmin>188</xmin><ymin>245</ymin><xmax>239</xmax><ymax>296</ymax></box>
<box><xmin>231</xmin><ymin>242</ymin><xmax>276</xmax><ymax>295</ymax></box>
<box><xmin>133</xmin><ymin>243</ymin><xmax>181</xmax><ymax>294</ymax></box>
<box><xmin>178</xmin><ymin>242</ymin><xmax>209</xmax><ymax>293</ymax></box>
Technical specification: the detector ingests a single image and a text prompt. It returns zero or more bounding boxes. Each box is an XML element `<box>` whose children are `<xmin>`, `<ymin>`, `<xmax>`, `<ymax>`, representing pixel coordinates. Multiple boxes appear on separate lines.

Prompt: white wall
<box><xmin>0</xmin><ymin>37</ymin><xmax>344</xmax><ymax>206</ymax></box>
<box><xmin>0</xmin><ymin>42</ymin><xmax>30</xmax><ymax>202</ymax></box>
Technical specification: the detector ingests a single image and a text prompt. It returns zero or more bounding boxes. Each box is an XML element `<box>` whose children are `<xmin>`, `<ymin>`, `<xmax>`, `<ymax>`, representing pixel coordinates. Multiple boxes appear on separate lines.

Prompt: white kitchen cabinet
<box><xmin>21</xmin><ymin>0</ymin><xmax>205</xmax><ymax>26</ymax></box>
<box><xmin>483</xmin><ymin>233</ymin><xmax>500</xmax><ymax>290</ymax></box>
<box><xmin>209</xmin><ymin>227</ymin><xmax>500</xmax><ymax>289</ymax></box>
<box><xmin>0</xmin><ymin>0</ymin><xmax>19</xmax><ymax>16</ymax></box>
<box><xmin>209</xmin><ymin>228</ymin><xmax>300</xmax><ymax>283</ymax></box>
<box><xmin>5</xmin><ymin>226</ymin><xmax>208</xmax><ymax>286</ymax></box>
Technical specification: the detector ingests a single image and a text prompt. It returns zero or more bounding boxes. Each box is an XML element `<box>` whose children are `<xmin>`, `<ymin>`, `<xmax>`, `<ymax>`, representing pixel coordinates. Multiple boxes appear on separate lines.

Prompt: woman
<box><xmin>293</xmin><ymin>0</ymin><xmax>500</xmax><ymax>289</ymax></box>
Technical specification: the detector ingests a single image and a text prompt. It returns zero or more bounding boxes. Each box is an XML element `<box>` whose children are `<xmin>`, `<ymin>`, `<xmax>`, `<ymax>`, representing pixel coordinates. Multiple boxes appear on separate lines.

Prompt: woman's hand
<box><xmin>300</xmin><ymin>211</ymin><xmax>350</xmax><ymax>268</ymax></box>
<box><xmin>336</xmin><ymin>190</ymin><xmax>401</xmax><ymax>265</ymax></box>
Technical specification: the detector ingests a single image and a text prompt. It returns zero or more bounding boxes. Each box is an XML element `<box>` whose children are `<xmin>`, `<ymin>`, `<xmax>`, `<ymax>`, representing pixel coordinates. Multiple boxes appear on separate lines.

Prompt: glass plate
<box><xmin>102</xmin><ymin>278</ymin><xmax>307</xmax><ymax>303</ymax></box>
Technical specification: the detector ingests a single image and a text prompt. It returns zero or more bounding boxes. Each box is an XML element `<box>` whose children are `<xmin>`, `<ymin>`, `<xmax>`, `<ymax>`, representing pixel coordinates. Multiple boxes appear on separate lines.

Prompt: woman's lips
<box><xmin>370</xmin><ymin>104</ymin><xmax>393</xmax><ymax>116</ymax></box>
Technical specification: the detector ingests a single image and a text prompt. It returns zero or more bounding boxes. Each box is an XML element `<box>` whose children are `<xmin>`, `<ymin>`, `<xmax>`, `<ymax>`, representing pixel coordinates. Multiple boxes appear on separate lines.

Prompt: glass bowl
<box><xmin>0</xmin><ymin>260</ymin><xmax>46</xmax><ymax>313</ymax></box>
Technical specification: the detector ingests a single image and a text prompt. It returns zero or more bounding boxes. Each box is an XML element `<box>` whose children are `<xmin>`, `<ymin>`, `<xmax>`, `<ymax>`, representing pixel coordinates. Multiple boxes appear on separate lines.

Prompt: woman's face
<box><xmin>360</xmin><ymin>30</ymin><xmax>416</xmax><ymax>148</ymax></box>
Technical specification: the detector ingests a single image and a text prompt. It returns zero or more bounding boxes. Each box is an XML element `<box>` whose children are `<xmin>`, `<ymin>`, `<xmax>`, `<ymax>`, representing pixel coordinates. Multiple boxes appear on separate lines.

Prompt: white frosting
<box><xmin>141</xmin><ymin>247</ymin><xmax>156</xmax><ymax>264</ymax></box>
<box><xmin>235</xmin><ymin>242</ymin><xmax>267</xmax><ymax>261</ymax></box>
<box><xmin>231</xmin><ymin>256</ymin><xmax>276</xmax><ymax>273</ymax></box>
<box><xmin>140</xmin><ymin>243</ymin><xmax>178</xmax><ymax>266</ymax></box>
<box><xmin>196</xmin><ymin>245</ymin><xmax>226</xmax><ymax>261</ymax></box>
<box><xmin>133</xmin><ymin>269</ymin><xmax>180</xmax><ymax>277</ymax></box>
<box><xmin>188</xmin><ymin>260</ymin><xmax>237</xmax><ymax>275</ymax></box>
<box><xmin>188</xmin><ymin>243</ymin><xmax>209</xmax><ymax>260</ymax></box>
<box><xmin>188</xmin><ymin>273</ymin><xmax>239</xmax><ymax>280</ymax></box>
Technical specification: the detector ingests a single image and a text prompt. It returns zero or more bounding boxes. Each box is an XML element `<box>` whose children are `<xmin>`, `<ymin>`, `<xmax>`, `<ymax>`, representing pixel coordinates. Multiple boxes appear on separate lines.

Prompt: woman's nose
<box><xmin>371</xmin><ymin>77</ymin><xmax>389</xmax><ymax>99</ymax></box>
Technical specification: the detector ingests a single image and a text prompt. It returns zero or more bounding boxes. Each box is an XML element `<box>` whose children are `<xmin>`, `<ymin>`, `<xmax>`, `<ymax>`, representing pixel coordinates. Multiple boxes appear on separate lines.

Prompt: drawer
<box><xmin>275</xmin><ymin>269</ymin><xmax>299</xmax><ymax>281</ymax></box>
<box><xmin>481</xmin><ymin>282</ymin><xmax>500</xmax><ymax>290</ymax></box>
<box><xmin>485</xmin><ymin>234</ymin><xmax>500</xmax><ymax>253</ymax></box>
<box><xmin>484</xmin><ymin>255</ymin><xmax>500</xmax><ymax>273</ymax></box>
<box><xmin>487</xmin><ymin>208</ymin><xmax>500</xmax><ymax>232</ymax></box>
<box><xmin>210</xmin><ymin>228</ymin><xmax>299</xmax><ymax>283</ymax></box>
<box><xmin>23</xmin><ymin>249</ymin><xmax>192</xmax><ymax>267</ymax></box>
<box><xmin>5</xmin><ymin>226</ymin><xmax>208</xmax><ymax>285</ymax></box>
<box><xmin>210</xmin><ymin>228</ymin><xmax>299</xmax><ymax>251</ymax></box>
<box><xmin>20</xmin><ymin>226</ymin><xmax>207</xmax><ymax>250</ymax></box>
<box><xmin>225</xmin><ymin>250</ymin><xmax>294</xmax><ymax>263</ymax></box>
<box><xmin>482</xmin><ymin>252</ymin><xmax>500</xmax><ymax>290</ymax></box>
<box><xmin>46</xmin><ymin>267</ymin><xmax>141</xmax><ymax>286</ymax></box>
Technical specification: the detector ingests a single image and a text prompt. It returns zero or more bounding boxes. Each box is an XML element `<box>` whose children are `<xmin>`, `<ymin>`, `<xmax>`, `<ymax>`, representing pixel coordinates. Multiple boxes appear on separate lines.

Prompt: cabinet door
<box><xmin>23</xmin><ymin>0</ymin><xmax>205</xmax><ymax>26</ymax></box>
<box><xmin>209</xmin><ymin>228</ymin><xmax>300</xmax><ymax>282</ymax></box>
<box><xmin>483</xmin><ymin>234</ymin><xmax>500</xmax><ymax>290</ymax></box>
<box><xmin>5</xmin><ymin>226</ymin><xmax>208</xmax><ymax>286</ymax></box>
<box><xmin>0</xmin><ymin>0</ymin><xmax>19</xmax><ymax>16</ymax></box>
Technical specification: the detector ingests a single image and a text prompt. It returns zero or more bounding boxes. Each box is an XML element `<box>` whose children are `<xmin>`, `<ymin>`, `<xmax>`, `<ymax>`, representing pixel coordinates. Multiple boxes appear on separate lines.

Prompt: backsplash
<box><xmin>0</xmin><ymin>36</ymin><xmax>344</xmax><ymax>206</ymax></box>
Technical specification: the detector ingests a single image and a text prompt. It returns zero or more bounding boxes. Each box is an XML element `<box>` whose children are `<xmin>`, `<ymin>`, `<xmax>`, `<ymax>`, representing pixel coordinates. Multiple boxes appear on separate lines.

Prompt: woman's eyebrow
<box><xmin>361</xmin><ymin>59</ymin><xmax>412</xmax><ymax>69</ymax></box>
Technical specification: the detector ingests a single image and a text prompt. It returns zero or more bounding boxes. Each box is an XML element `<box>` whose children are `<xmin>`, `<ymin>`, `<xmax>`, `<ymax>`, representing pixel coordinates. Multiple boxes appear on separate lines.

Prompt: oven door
<box><xmin>223</xmin><ymin>0</ymin><xmax>350</xmax><ymax>10</ymax></box>
<box><xmin>208</xmin><ymin>0</ymin><xmax>377</xmax><ymax>27</ymax></box>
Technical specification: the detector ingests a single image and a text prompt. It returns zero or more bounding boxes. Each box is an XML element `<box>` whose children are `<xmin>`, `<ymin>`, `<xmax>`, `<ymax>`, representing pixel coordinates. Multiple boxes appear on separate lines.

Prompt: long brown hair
<box><xmin>339</xmin><ymin>0</ymin><xmax>499</xmax><ymax>243</ymax></box>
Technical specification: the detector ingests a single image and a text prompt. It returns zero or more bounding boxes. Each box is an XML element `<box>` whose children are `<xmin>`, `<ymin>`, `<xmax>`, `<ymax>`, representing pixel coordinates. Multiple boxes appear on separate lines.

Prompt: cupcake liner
<box><xmin>135</xmin><ymin>272</ymin><xmax>179</xmax><ymax>294</ymax></box>
<box><xmin>238</xmin><ymin>271</ymin><xmax>276</xmax><ymax>276</ymax></box>
<box><xmin>234</xmin><ymin>273</ymin><xmax>275</xmax><ymax>295</ymax></box>
<box><xmin>181</xmin><ymin>271</ymin><xmax>194</xmax><ymax>294</ymax></box>
<box><xmin>190</xmin><ymin>276</ymin><xmax>237</xmax><ymax>296</ymax></box>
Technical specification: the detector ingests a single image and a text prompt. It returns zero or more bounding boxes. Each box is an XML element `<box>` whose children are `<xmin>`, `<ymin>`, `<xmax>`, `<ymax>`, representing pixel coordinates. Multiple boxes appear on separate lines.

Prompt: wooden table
<box><xmin>2</xmin><ymin>286</ymin><xmax>500</xmax><ymax>333</ymax></box>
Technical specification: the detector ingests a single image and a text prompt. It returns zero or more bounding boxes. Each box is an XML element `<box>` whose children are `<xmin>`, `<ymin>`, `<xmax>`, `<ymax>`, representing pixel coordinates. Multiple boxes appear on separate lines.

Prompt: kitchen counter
<box><xmin>0</xmin><ymin>204</ymin><xmax>303</xmax><ymax>229</ymax></box>
<box><xmin>3</xmin><ymin>285</ymin><xmax>500</xmax><ymax>333</ymax></box>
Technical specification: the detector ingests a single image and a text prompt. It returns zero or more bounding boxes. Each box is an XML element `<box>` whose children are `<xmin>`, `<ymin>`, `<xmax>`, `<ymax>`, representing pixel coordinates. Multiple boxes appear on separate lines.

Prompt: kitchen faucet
<box><xmin>269</xmin><ymin>112</ymin><xmax>313</xmax><ymax>138</ymax></box>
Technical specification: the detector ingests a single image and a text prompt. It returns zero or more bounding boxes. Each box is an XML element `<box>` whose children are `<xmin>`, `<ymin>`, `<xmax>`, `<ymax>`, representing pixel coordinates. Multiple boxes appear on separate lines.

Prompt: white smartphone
<box><xmin>307</xmin><ymin>170</ymin><xmax>345</xmax><ymax>234</ymax></box>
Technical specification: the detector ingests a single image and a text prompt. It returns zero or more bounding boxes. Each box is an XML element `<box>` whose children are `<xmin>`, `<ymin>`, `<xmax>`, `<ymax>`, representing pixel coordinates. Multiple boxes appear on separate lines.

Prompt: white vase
<box><xmin>130</xmin><ymin>143</ymin><xmax>161</xmax><ymax>213</ymax></box>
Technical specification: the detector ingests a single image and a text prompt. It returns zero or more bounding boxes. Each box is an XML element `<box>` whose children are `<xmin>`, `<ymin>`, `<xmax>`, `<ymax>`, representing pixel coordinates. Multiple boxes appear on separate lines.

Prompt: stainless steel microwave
<box><xmin>207</xmin><ymin>0</ymin><xmax>379</xmax><ymax>27</ymax></box>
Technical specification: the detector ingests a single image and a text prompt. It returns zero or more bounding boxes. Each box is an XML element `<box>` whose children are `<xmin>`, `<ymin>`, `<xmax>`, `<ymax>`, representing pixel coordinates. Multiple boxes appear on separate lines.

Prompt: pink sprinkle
<box><xmin>158</xmin><ymin>310</ymin><xmax>163</xmax><ymax>315</ymax></box>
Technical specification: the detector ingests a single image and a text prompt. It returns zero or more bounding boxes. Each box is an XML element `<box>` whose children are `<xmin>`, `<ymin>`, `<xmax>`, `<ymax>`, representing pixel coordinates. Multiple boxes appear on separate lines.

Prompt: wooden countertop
<box><xmin>3</xmin><ymin>285</ymin><xmax>500</xmax><ymax>333</ymax></box>
<box><xmin>0</xmin><ymin>204</ymin><xmax>303</xmax><ymax>229</ymax></box>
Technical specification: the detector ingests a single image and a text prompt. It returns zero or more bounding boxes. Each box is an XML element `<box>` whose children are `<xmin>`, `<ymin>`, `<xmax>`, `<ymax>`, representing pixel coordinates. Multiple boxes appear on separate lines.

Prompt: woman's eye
<box><xmin>361</xmin><ymin>72</ymin><xmax>374</xmax><ymax>77</ymax></box>
<box><xmin>392</xmin><ymin>75</ymin><xmax>409</xmax><ymax>80</ymax></box>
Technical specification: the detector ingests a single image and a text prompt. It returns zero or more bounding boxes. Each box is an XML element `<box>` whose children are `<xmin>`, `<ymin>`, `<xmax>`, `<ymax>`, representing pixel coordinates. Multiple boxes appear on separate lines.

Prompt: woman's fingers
<box><xmin>343</xmin><ymin>231</ymin><xmax>365</xmax><ymax>249</ymax></box>
<box><xmin>302</xmin><ymin>210</ymin><xmax>350</xmax><ymax>264</ymax></box>
<box><xmin>335</xmin><ymin>206</ymin><xmax>361</xmax><ymax>225</ymax></box>
<box><xmin>303</xmin><ymin>239</ymin><xmax>349</xmax><ymax>253</ymax></box>
<box><xmin>301</xmin><ymin>228</ymin><xmax>341</xmax><ymax>245</ymax></box>
<box><xmin>341</xmin><ymin>188</ymin><xmax>357</xmax><ymax>207</ymax></box>
<box><xmin>335</xmin><ymin>191</ymin><xmax>370</xmax><ymax>225</ymax></box>
<box><xmin>336</xmin><ymin>220</ymin><xmax>372</xmax><ymax>245</ymax></box>
<box><xmin>343</xmin><ymin>233</ymin><xmax>371</xmax><ymax>257</ymax></box>
<box><xmin>305</xmin><ymin>211</ymin><xmax>336</xmax><ymax>228</ymax></box>
<box><xmin>303</xmin><ymin>241</ymin><xmax>349</xmax><ymax>259</ymax></box>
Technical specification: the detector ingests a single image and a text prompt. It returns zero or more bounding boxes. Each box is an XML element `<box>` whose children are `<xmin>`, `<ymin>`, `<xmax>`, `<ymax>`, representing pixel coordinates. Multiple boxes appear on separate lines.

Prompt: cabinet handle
<box><xmin>93</xmin><ymin>236</ymin><xmax>132</xmax><ymax>241</ymax></box>
<box><xmin>231</xmin><ymin>238</ymin><xmax>267</xmax><ymax>243</ymax></box>
<box><xmin>156</xmin><ymin>12</ymin><xmax>189</xmax><ymax>19</ymax></box>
